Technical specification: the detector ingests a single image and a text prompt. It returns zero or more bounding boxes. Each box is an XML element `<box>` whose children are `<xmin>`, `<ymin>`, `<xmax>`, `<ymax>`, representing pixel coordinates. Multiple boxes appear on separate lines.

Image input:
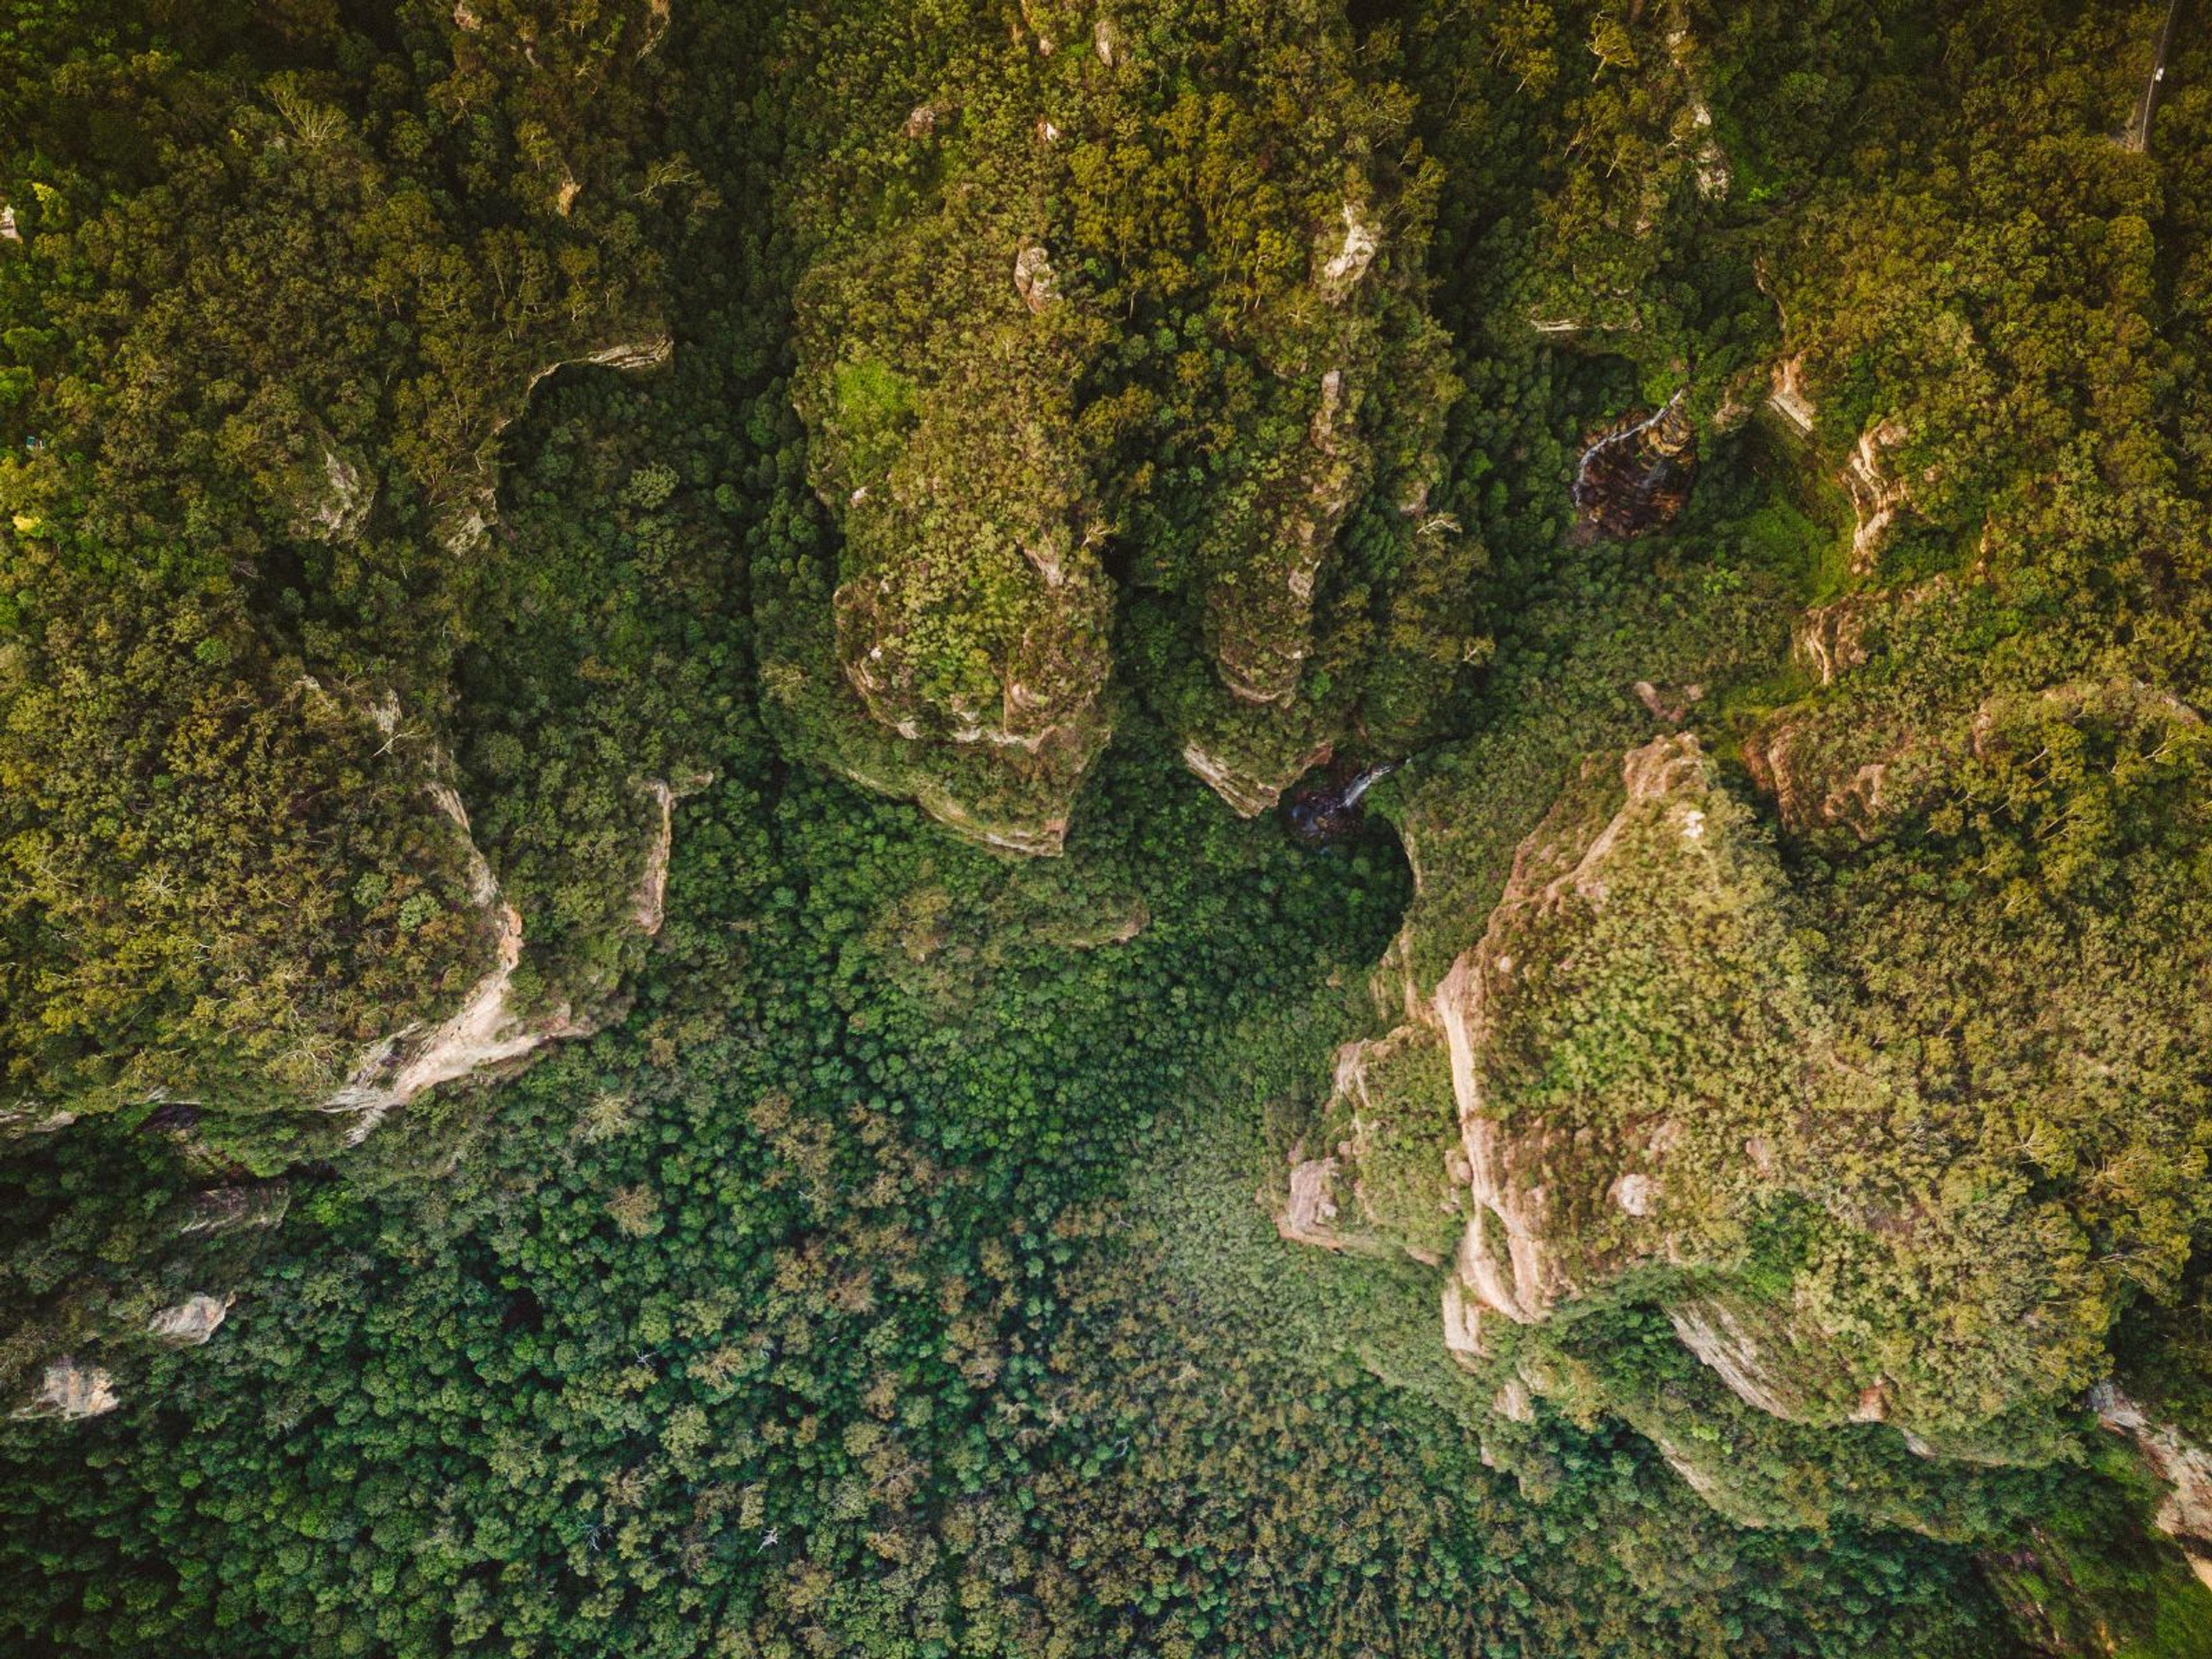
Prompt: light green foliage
<box><xmin>769</xmin><ymin>0</ymin><xmax>1480</xmax><ymax>843</ymax></box>
<box><xmin>1264</xmin><ymin>0</ymin><xmax>2212</xmax><ymax>1606</ymax></box>
<box><xmin>0</xmin><ymin>0</ymin><xmax>701</xmax><ymax>1119</ymax></box>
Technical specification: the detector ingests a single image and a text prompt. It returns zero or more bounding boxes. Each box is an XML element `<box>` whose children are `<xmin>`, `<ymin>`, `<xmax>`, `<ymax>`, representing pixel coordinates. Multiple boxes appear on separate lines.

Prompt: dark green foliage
<box><xmin>3</xmin><ymin>2</ymin><xmax>2212</xmax><ymax>1656</ymax></box>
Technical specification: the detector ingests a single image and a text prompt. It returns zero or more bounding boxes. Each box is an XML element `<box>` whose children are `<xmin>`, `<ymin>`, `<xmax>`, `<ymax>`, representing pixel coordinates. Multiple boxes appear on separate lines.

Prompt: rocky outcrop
<box><xmin>1013</xmin><ymin>244</ymin><xmax>1057</xmax><ymax>312</ymax></box>
<box><xmin>1281</xmin><ymin>726</ymin><xmax>2167</xmax><ymax>1509</ymax></box>
<box><xmin>1172</xmin><ymin>190</ymin><xmax>1453</xmax><ymax>813</ymax></box>
<box><xmin>1790</xmin><ymin>599</ymin><xmax>1872</xmax><ymax>687</ymax></box>
<box><xmin>1768</xmin><ymin>354</ymin><xmax>1817</xmax><ymax>434</ymax></box>
<box><xmin>14</xmin><ymin>1358</ymin><xmax>118</xmax><ymax>1421</ymax></box>
<box><xmin>1285</xmin><ymin>760</ymin><xmax>1398</xmax><ymax>843</ymax></box>
<box><xmin>780</xmin><ymin>0</ymin><xmax>1459</xmax><ymax>846</ymax></box>
<box><xmin>1181</xmin><ymin>739</ymin><xmax>1333</xmax><ymax>819</ymax></box>
<box><xmin>1738</xmin><ymin>586</ymin><xmax>1954</xmax><ymax>836</ymax></box>
<box><xmin>323</xmin><ymin>748</ymin><xmax>683</xmax><ymax>1136</ymax></box>
<box><xmin>438</xmin><ymin>334</ymin><xmax>675</xmax><ymax>555</ymax></box>
<box><xmin>0</xmin><ymin>1105</ymin><xmax>77</xmax><ymax>1138</ymax></box>
<box><xmin>290</xmin><ymin>445</ymin><xmax>374</xmax><ymax>543</ymax></box>
<box><xmin>1742</xmin><ymin>585</ymin><xmax>2202</xmax><ymax>847</ymax></box>
<box><xmin>525</xmin><ymin>335</ymin><xmax>674</xmax><ymax>390</ymax></box>
<box><xmin>1741</xmin><ymin>721</ymin><xmax>1895</xmax><ymax>839</ymax></box>
<box><xmin>1758</xmin><ymin>349</ymin><xmax>1922</xmax><ymax>567</ymax></box>
<box><xmin>1275</xmin><ymin>1153</ymin><xmax>1348</xmax><ymax>1251</ymax></box>
<box><xmin>1203</xmin><ymin>365</ymin><xmax>1363</xmax><ymax>710</ymax></box>
<box><xmin>325</xmin><ymin>896</ymin><xmax>556</xmax><ymax>1139</ymax></box>
<box><xmin>1424</xmin><ymin>736</ymin><xmax>1729</xmax><ymax>1349</ymax></box>
<box><xmin>1843</xmin><ymin>419</ymin><xmax>1910</xmax><ymax>569</ymax></box>
<box><xmin>631</xmin><ymin>773</ymin><xmax>710</xmax><ymax>935</ymax></box>
<box><xmin>1318</xmin><ymin>203</ymin><xmax>1378</xmax><ymax>301</ymax></box>
<box><xmin>2093</xmin><ymin>1386</ymin><xmax>2212</xmax><ymax>1585</ymax></box>
<box><xmin>791</xmin><ymin>203</ymin><xmax>1116</xmax><ymax>853</ymax></box>
<box><xmin>1664</xmin><ymin>1294</ymin><xmax>1868</xmax><ymax>1425</ymax></box>
<box><xmin>147</xmin><ymin>1293</ymin><xmax>233</xmax><ymax>1347</ymax></box>
<box><xmin>325</xmin><ymin>784</ymin><xmax>558</xmax><ymax>1138</ymax></box>
<box><xmin>914</xmin><ymin>778</ymin><xmax>1073</xmax><ymax>856</ymax></box>
<box><xmin>176</xmin><ymin>1181</ymin><xmax>290</xmax><ymax>1236</ymax></box>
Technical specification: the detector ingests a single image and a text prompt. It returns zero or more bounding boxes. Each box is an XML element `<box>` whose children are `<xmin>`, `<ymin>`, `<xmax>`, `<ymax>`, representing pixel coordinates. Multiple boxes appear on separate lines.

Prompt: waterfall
<box><xmin>1340</xmin><ymin>762</ymin><xmax>1398</xmax><ymax>809</ymax></box>
<box><xmin>1573</xmin><ymin>388</ymin><xmax>1686</xmax><ymax>495</ymax></box>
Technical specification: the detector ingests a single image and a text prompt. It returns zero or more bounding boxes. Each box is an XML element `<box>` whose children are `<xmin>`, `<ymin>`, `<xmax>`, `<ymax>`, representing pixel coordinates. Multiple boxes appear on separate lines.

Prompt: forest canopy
<box><xmin>4</xmin><ymin>1</ymin><xmax>2212</xmax><ymax>1656</ymax></box>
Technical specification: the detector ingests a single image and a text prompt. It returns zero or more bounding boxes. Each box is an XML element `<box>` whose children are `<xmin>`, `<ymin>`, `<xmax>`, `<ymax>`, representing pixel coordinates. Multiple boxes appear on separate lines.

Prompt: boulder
<box><xmin>147</xmin><ymin>1293</ymin><xmax>234</xmax><ymax>1347</ymax></box>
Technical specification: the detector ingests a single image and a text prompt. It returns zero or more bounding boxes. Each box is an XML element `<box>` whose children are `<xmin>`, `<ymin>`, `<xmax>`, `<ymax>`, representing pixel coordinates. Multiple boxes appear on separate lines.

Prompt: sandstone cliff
<box><xmin>774</xmin><ymin>0</ymin><xmax>1468</xmax><ymax>849</ymax></box>
<box><xmin>1281</xmin><ymin>713</ymin><xmax>2212</xmax><ymax>1529</ymax></box>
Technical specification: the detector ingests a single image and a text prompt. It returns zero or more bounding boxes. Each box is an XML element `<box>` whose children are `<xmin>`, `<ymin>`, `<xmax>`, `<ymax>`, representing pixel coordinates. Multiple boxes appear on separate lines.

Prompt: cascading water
<box><xmin>1286</xmin><ymin>760</ymin><xmax>1406</xmax><ymax>843</ymax></box>
<box><xmin>1573</xmin><ymin>388</ymin><xmax>1687</xmax><ymax>499</ymax></box>
<box><xmin>1339</xmin><ymin>762</ymin><xmax>1397</xmax><ymax>808</ymax></box>
<box><xmin>1572</xmin><ymin>388</ymin><xmax>1699</xmax><ymax>538</ymax></box>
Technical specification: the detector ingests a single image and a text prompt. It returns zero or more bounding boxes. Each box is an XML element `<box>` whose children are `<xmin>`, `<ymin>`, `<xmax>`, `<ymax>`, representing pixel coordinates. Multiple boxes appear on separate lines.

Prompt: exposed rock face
<box><xmin>1768</xmin><ymin>354</ymin><xmax>1817</xmax><ymax>434</ymax></box>
<box><xmin>323</xmin><ymin>752</ymin><xmax>681</xmax><ymax>1136</ymax></box>
<box><xmin>2093</xmin><ymin>1386</ymin><xmax>2212</xmax><ymax>1584</ymax></box>
<box><xmin>1182</xmin><ymin>740</ymin><xmax>1332</xmax><ymax>819</ymax></box>
<box><xmin>1275</xmin><ymin>1153</ymin><xmax>1347</xmax><ymax>1251</ymax></box>
<box><xmin>536</xmin><ymin>335</ymin><xmax>675</xmax><ymax>384</ymax></box>
<box><xmin>1758</xmin><ymin>351</ymin><xmax>1921</xmax><ymax>568</ymax></box>
<box><xmin>320</xmin><ymin>770</ymin><xmax>659</xmax><ymax>1141</ymax></box>
<box><xmin>1633</xmin><ymin>679</ymin><xmax>1703</xmax><ymax>724</ymax></box>
<box><xmin>176</xmin><ymin>1181</ymin><xmax>290</xmax><ymax>1236</ymax></box>
<box><xmin>325</xmin><ymin>897</ymin><xmax>551</xmax><ymax>1138</ymax></box>
<box><xmin>1171</xmin><ymin>187</ymin><xmax>1456</xmax><ymax>815</ymax></box>
<box><xmin>1013</xmin><ymin>244</ymin><xmax>1057</xmax><ymax>312</ymax></box>
<box><xmin>631</xmin><ymin>773</ymin><xmax>710</xmax><ymax>935</ymax></box>
<box><xmin>1419</xmin><ymin>736</ymin><xmax>1740</xmax><ymax>1349</ymax></box>
<box><xmin>1318</xmin><ymin>203</ymin><xmax>1378</xmax><ymax>301</ymax></box>
<box><xmin>1790</xmin><ymin>598</ymin><xmax>1872</xmax><ymax>687</ymax></box>
<box><xmin>1281</xmin><ymin>726</ymin><xmax>2182</xmax><ymax>1510</ymax></box>
<box><xmin>439</xmin><ymin>334</ymin><xmax>675</xmax><ymax>555</ymax></box>
<box><xmin>291</xmin><ymin>445</ymin><xmax>374</xmax><ymax>543</ymax></box>
<box><xmin>1573</xmin><ymin>395</ymin><xmax>1697</xmax><ymax>539</ymax></box>
<box><xmin>835</xmin><ymin>756</ymin><xmax>1081</xmax><ymax>857</ymax></box>
<box><xmin>791</xmin><ymin>200</ymin><xmax>1115</xmax><ymax>854</ymax></box>
<box><xmin>1742</xmin><ymin>582</ymin><xmax>2203</xmax><ymax>850</ymax></box>
<box><xmin>1843</xmin><ymin>419</ymin><xmax>1910</xmax><ymax>569</ymax></box>
<box><xmin>1203</xmin><ymin>365</ymin><xmax>1361</xmax><ymax>710</ymax></box>
<box><xmin>15</xmin><ymin>1358</ymin><xmax>118</xmax><ymax>1421</ymax></box>
<box><xmin>1741</xmin><ymin>722</ymin><xmax>1894</xmax><ymax>840</ymax></box>
<box><xmin>1738</xmin><ymin>585</ymin><xmax>1961</xmax><ymax>837</ymax></box>
<box><xmin>0</xmin><ymin>1105</ymin><xmax>77</xmax><ymax>1137</ymax></box>
<box><xmin>147</xmin><ymin>1293</ymin><xmax>233</xmax><ymax>1346</ymax></box>
<box><xmin>779</xmin><ymin>1</ymin><xmax>1461</xmax><ymax>847</ymax></box>
<box><xmin>1285</xmin><ymin>760</ymin><xmax>1397</xmax><ymax>844</ymax></box>
<box><xmin>1665</xmin><ymin>1295</ymin><xmax>1849</xmax><ymax>1424</ymax></box>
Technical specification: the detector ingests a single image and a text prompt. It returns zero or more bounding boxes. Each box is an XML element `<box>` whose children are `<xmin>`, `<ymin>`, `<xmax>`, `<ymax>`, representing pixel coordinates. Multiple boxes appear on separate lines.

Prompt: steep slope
<box><xmin>1264</xmin><ymin>0</ymin><xmax>2212</xmax><ymax>1621</ymax></box>
<box><xmin>0</xmin><ymin>0</ymin><xmax>703</xmax><ymax>1130</ymax></box>
<box><xmin>765</xmin><ymin>0</ymin><xmax>1475</xmax><ymax>850</ymax></box>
